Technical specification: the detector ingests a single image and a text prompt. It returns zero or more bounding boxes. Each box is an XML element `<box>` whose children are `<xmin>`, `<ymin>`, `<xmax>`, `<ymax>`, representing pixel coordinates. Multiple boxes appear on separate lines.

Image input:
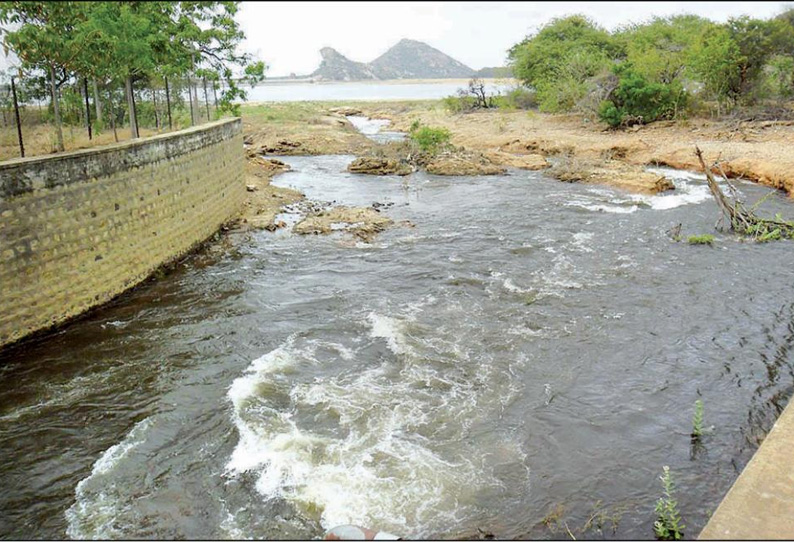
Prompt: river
<box><xmin>243</xmin><ymin>80</ymin><xmax>512</xmax><ymax>103</ymax></box>
<box><xmin>1</xmin><ymin>118</ymin><xmax>793</xmax><ymax>540</ymax></box>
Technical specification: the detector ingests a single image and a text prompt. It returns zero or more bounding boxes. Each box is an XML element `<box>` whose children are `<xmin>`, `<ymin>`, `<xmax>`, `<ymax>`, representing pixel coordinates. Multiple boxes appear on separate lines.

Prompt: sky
<box><xmin>238</xmin><ymin>1</ymin><xmax>793</xmax><ymax>77</ymax></box>
<box><xmin>1</xmin><ymin>2</ymin><xmax>791</xmax><ymax>75</ymax></box>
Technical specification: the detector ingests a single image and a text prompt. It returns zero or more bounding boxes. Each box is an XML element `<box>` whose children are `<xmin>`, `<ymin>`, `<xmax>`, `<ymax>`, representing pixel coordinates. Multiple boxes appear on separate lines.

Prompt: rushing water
<box><xmin>243</xmin><ymin>80</ymin><xmax>513</xmax><ymax>103</ymax></box>
<box><xmin>1</xmin><ymin>118</ymin><xmax>794</xmax><ymax>540</ymax></box>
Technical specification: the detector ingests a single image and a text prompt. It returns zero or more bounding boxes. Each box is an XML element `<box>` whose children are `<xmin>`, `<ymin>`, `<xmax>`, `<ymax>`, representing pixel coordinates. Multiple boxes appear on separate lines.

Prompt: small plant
<box><xmin>692</xmin><ymin>399</ymin><xmax>704</xmax><ymax>438</ymax></box>
<box><xmin>653</xmin><ymin>466</ymin><xmax>685</xmax><ymax>540</ymax></box>
<box><xmin>687</xmin><ymin>234</ymin><xmax>714</xmax><ymax>245</ymax></box>
<box><xmin>409</xmin><ymin>125</ymin><xmax>452</xmax><ymax>154</ymax></box>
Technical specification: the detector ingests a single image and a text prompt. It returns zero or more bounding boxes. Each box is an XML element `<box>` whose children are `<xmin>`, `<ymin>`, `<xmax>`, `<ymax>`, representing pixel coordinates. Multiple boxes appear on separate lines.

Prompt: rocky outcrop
<box><xmin>484</xmin><ymin>151</ymin><xmax>550</xmax><ymax>170</ymax></box>
<box><xmin>309</xmin><ymin>39</ymin><xmax>474</xmax><ymax>81</ymax></box>
<box><xmin>312</xmin><ymin>47</ymin><xmax>379</xmax><ymax>81</ymax></box>
<box><xmin>425</xmin><ymin>153</ymin><xmax>506</xmax><ymax>176</ymax></box>
<box><xmin>369</xmin><ymin>39</ymin><xmax>474</xmax><ymax>80</ymax></box>
<box><xmin>347</xmin><ymin>157</ymin><xmax>413</xmax><ymax>176</ymax></box>
<box><xmin>293</xmin><ymin>206</ymin><xmax>394</xmax><ymax>242</ymax></box>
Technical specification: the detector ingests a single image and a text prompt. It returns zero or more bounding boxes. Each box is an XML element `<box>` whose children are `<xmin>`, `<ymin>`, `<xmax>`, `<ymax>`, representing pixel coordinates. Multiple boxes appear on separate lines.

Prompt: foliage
<box><xmin>408</xmin><ymin>123</ymin><xmax>451</xmax><ymax>154</ymax></box>
<box><xmin>508</xmin><ymin>15</ymin><xmax>620</xmax><ymax>113</ymax></box>
<box><xmin>598</xmin><ymin>65</ymin><xmax>682</xmax><ymax>127</ymax></box>
<box><xmin>507</xmin><ymin>9</ymin><xmax>794</xmax><ymax>121</ymax></box>
<box><xmin>493</xmin><ymin>87</ymin><xmax>538</xmax><ymax>110</ymax></box>
<box><xmin>654</xmin><ymin>466</ymin><xmax>685</xmax><ymax>540</ymax></box>
<box><xmin>692</xmin><ymin>399</ymin><xmax>704</xmax><ymax>438</ymax></box>
<box><xmin>687</xmin><ymin>234</ymin><xmax>715</xmax><ymax>245</ymax></box>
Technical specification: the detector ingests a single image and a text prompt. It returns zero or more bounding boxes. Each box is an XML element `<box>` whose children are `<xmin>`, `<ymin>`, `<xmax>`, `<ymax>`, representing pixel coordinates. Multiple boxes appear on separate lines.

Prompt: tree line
<box><xmin>0</xmin><ymin>1</ymin><xmax>264</xmax><ymax>154</ymax></box>
<box><xmin>507</xmin><ymin>9</ymin><xmax>794</xmax><ymax>126</ymax></box>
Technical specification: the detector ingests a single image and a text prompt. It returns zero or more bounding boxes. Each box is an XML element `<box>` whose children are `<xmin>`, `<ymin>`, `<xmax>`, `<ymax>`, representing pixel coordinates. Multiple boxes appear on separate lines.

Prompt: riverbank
<box><xmin>240</xmin><ymin>100</ymin><xmax>794</xmax><ymax>197</ymax></box>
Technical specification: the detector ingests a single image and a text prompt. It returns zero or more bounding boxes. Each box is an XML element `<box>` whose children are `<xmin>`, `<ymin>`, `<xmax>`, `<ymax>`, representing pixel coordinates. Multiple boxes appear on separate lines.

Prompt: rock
<box><xmin>425</xmin><ymin>153</ymin><xmax>506</xmax><ymax>176</ymax></box>
<box><xmin>260</xmin><ymin>139</ymin><xmax>306</xmax><ymax>155</ymax></box>
<box><xmin>318</xmin><ymin>115</ymin><xmax>352</xmax><ymax>127</ymax></box>
<box><xmin>484</xmin><ymin>151</ymin><xmax>550</xmax><ymax>170</ymax></box>
<box><xmin>329</xmin><ymin>107</ymin><xmax>362</xmax><ymax>116</ymax></box>
<box><xmin>293</xmin><ymin>206</ymin><xmax>394</xmax><ymax>242</ymax></box>
<box><xmin>347</xmin><ymin>157</ymin><xmax>413</xmax><ymax>176</ymax></box>
<box><xmin>246</xmin><ymin>184</ymin><xmax>257</xmax><ymax>192</ymax></box>
<box><xmin>654</xmin><ymin>176</ymin><xmax>675</xmax><ymax>192</ymax></box>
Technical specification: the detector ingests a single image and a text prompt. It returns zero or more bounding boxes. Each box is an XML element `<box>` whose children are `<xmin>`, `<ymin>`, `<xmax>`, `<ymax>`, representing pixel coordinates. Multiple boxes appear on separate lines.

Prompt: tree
<box><xmin>0</xmin><ymin>2</ymin><xmax>92</xmax><ymax>151</ymax></box>
<box><xmin>508</xmin><ymin>15</ymin><xmax>621</xmax><ymax>112</ymax></box>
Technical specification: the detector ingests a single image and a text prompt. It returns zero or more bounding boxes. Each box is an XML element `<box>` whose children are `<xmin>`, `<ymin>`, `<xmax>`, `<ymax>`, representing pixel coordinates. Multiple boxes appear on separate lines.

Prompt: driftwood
<box><xmin>695</xmin><ymin>146</ymin><xmax>794</xmax><ymax>242</ymax></box>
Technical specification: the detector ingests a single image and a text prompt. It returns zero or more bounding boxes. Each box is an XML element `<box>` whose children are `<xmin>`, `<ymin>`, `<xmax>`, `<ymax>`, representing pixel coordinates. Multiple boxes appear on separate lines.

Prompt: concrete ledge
<box><xmin>699</xmin><ymin>397</ymin><xmax>794</xmax><ymax>539</ymax></box>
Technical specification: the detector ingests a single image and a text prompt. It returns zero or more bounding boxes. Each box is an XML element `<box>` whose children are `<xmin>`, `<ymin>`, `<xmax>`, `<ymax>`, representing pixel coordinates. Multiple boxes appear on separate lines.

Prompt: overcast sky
<box><xmin>239</xmin><ymin>1</ymin><xmax>792</xmax><ymax>77</ymax></box>
<box><xmin>1</xmin><ymin>2</ymin><xmax>791</xmax><ymax>75</ymax></box>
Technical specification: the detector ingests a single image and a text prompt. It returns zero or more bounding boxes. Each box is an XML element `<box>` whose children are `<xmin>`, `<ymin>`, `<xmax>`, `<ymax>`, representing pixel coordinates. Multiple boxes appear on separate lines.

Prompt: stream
<box><xmin>1</xmin><ymin>118</ymin><xmax>793</xmax><ymax>540</ymax></box>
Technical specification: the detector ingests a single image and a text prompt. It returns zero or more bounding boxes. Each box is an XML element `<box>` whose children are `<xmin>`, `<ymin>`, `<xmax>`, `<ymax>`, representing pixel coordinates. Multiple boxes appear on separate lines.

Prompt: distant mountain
<box><xmin>310</xmin><ymin>39</ymin><xmax>474</xmax><ymax>81</ymax></box>
<box><xmin>312</xmin><ymin>47</ymin><xmax>379</xmax><ymax>81</ymax></box>
<box><xmin>369</xmin><ymin>39</ymin><xmax>474</xmax><ymax>79</ymax></box>
<box><xmin>473</xmin><ymin>66</ymin><xmax>513</xmax><ymax>78</ymax></box>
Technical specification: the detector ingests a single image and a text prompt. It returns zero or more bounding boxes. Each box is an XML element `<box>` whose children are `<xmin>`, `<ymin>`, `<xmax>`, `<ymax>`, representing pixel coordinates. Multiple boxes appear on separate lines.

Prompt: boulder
<box><xmin>347</xmin><ymin>157</ymin><xmax>413</xmax><ymax>176</ymax></box>
<box><xmin>329</xmin><ymin>106</ymin><xmax>363</xmax><ymax>116</ymax></box>
<box><xmin>425</xmin><ymin>154</ymin><xmax>506</xmax><ymax>176</ymax></box>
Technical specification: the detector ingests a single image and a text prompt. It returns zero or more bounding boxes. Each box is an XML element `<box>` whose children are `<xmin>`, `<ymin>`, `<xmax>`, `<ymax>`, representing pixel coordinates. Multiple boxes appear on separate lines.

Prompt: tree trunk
<box><xmin>49</xmin><ymin>64</ymin><xmax>64</xmax><ymax>152</ymax></box>
<box><xmin>125</xmin><ymin>76</ymin><xmax>139</xmax><ymax>139</ymax></box>
<box><xmin>189</xmin><ymin>76</ymin><xmax>197</xmax><ymax>126</ymax></box>
<box><xmin>92</xmin><ymin>79</ymin><xmax>102</xmax><ymax>124</ymax></box>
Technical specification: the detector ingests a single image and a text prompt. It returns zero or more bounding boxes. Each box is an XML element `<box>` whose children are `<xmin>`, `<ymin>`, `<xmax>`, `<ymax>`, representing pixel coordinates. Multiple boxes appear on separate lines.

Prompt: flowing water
<box><xmin>1</xmin><ymin>118</ymin><xmax>794</xmax><ymax>540</ymax></box>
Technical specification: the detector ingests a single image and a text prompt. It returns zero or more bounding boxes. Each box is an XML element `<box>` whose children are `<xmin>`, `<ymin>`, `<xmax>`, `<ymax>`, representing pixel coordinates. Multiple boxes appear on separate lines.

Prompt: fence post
<box><xmin>164</xmin><ymin>76</ymin><xmax>173</xmax><ymax>130</ymax></box>
<box><xmin>203</xmin><ymin>76</ymin><xmax>210</xmax><ymax>121</ymax></box>
<box><xmin>83</xmin><ymin>77</ymin><xmax>92</xmax><ymax>140</ymax></box>
<box><xmin>11</xmin><ymin>76</ymin><xmax>24</xmax><ymax>158</ymax></box>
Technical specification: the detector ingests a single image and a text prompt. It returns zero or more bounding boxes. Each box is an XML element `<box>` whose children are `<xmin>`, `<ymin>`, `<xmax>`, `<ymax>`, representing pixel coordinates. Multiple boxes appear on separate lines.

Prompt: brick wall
<box><xmin>0</xmin><ymin>118</ymin><xmax>244</xmax><ymax>349</ymax></box>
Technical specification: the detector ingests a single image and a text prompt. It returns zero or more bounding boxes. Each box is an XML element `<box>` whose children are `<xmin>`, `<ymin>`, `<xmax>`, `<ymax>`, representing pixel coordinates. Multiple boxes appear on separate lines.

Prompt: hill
<box><xmin>310</xmin><ymin>39</ymin><xmax>474</xmax><ymax>81</ymax></box>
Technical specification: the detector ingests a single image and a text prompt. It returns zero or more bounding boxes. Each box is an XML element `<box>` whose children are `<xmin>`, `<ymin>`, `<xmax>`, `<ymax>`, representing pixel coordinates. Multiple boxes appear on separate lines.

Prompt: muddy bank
<box><xmin>358</xmin><ymin>103</ymin><xmax>794</xmax><ymax>195</ymax></box>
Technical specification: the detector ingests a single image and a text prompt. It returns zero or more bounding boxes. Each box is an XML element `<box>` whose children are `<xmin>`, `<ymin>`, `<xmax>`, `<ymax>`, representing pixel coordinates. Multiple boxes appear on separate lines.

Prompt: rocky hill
<box><xmin>310</xmin><ymin>39</ymin><xmax>474</xmax><ymax>81</ymax></box>
<box><xmin>312</xmin><ymin>47</ymin><xmax>379</xmax><ymax>81</ymax></box>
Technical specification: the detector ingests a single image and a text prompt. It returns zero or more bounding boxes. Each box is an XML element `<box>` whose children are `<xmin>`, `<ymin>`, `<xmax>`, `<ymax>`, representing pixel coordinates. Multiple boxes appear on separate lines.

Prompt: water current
<box><xmin>1</xmin><ymin>117</ymin><xmax>793</xmax><ymax>540</ymax></box>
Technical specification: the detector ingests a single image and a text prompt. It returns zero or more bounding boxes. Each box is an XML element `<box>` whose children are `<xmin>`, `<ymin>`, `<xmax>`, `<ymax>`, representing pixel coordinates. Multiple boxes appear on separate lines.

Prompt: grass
<box><xmin>687</xmin><ymin>234</ymin><xmax>715</xmax><ymax>245</ymax></box>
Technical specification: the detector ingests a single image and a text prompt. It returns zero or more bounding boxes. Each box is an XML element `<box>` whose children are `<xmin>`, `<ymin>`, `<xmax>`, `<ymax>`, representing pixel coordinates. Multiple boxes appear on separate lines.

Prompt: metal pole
<box><xmin>11</xmin><ymin>76</ymin><xmax>24</xmax><ymax>157</ymax></box>
<box><xmin>164</xmin><ymin>76</ymin><xmax>172</xmax><ymax>130</ymax></box>
<box><xmin>83</xmin><ymin>77</ymin><xmax>92</xmax><ymax>140</ymax></box>
<box><xmin>203</xmin><ymin>76</ymin><xmax>210</xmax><ymax>121</ymax></box>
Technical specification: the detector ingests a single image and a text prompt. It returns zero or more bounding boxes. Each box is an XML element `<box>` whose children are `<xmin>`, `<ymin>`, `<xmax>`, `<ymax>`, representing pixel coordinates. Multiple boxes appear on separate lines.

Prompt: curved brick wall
<box><xmin>0</xmin><ymin>118</ymin><xmax>244</xmax><ymax>348</ymax></box>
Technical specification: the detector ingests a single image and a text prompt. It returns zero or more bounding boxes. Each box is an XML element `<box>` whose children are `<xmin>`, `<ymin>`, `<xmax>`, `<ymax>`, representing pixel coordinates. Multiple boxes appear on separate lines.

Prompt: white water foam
<box><xmin>65</xmin><ymin>417</ymin><xmax>154</xmax><ymax>539</ymax></box>
<box><xmin>224</xmin><ymin>314</ymin><xmax>528</xmax><ymax>537</ymax></box>
<box><xmin>347</xmin><ymin>116</ymin><xmax>391</xmax><ymax>135</ymax></box>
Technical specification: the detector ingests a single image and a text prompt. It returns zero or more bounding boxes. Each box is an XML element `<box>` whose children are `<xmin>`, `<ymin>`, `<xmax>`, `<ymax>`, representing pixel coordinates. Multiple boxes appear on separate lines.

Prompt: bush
<box><xmin>442</xmin><ymin>94</ymin><xmax>476</xmax><ymax>113</ymax></box>
<box><xmin>493</xmin><ymin>87</ymin><xmax>538</xmax><ymax>110</ymax></box>
<box><xmin>409</xmin><ymin>124</ymin><xmax>452</xmax><ymax>154</ymax></box>
<box><xmin>687</xmin><ymin>234</ymin><xmax>715</xmax><ymax>245</ymax></box>
<box><xmin>598</xmin><ymin>65</ymin><xmax>683</xmax><ymax>127</ymax></box>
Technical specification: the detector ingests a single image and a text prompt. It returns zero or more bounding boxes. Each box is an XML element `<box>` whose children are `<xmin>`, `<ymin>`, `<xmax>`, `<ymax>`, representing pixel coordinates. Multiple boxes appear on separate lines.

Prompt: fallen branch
<box><xmin>695</xmin><ymin>146</ymin><xmax>794</xmax><ymax>242</ymax></box>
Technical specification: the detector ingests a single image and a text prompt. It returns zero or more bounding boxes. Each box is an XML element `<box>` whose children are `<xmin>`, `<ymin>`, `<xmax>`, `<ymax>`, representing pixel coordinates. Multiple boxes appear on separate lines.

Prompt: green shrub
<box><xmin>442</xmin><ymin>94</ymin><xmax>476</xmax><ymax>113</ymax></box>
<box><xmin>409</xmin><ymin>125</ymin><xmax>452</xmax><ymax>154</ymax></box>
<box><xmin>599</xmin><ymin>65</ymin><xmax>683</xmax><ymax>127</ymax></box>
<box><xmin>654</xmin><ymin>466</ymin><xmax>685</xmax><ymax>540</ymax></box>
<box><xmin>687</xmin><ymin>234</ymin><xmax>715</xmax><ymax>245</ymax></box>
<box><xmin>692</xmin><ymin>399</ymin><xmax>704</xmax><ymax>438</ymax></box>
<box><xmin>493</xmin><ymin>87</ymin><xmax>538</xmax><ymax>110</ymax></box>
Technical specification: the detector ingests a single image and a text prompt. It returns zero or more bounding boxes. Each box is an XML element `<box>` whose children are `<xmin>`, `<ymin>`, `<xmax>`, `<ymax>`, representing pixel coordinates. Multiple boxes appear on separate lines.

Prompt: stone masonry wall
<box><xmin>0</xmin><ymin>118</ymin><xmax>244</xmax><ymax>348</ymax></box>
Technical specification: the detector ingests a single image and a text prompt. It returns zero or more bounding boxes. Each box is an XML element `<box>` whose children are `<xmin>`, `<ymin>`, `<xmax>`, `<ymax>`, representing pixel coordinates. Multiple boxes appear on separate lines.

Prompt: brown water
<box><xmin>1</xmin><ymin>149</ymin><xmax>793</xmax><ymax>539</ymax></box>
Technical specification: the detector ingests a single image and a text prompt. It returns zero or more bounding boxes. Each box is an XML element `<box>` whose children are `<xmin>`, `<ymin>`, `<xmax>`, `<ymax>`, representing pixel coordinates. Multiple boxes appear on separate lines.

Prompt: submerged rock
<box><xmin>347</xmin><ymin>157</ymin><xmax>413</xmax><ymax>176</ymax></box>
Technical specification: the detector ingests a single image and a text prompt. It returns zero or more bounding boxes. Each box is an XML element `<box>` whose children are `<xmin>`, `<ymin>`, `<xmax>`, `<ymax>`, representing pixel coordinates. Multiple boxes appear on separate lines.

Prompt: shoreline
<box><xmin>240</xmin><ymin>100</ymin><xmax>794</xmax><ymax>198</ymax></box>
